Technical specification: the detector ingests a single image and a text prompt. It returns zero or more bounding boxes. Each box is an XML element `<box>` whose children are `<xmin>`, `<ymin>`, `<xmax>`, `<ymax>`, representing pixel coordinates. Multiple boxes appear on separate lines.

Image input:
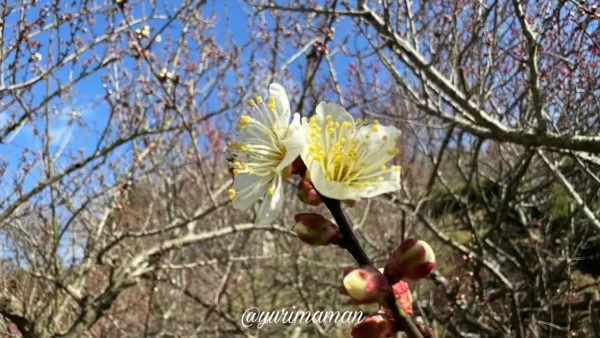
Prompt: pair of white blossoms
<box><xmin>228</xmin><ymin>84</ymin><xmax>402</xmax><ymax>224</ymax></box>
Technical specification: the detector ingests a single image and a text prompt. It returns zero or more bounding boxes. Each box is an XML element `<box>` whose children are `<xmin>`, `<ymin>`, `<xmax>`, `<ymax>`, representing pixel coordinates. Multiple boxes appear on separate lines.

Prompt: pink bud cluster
<box><xmin>288</xmin><ymin>156</ymin><xmax>436</xmax><ymax>338</ymax></box>
<box><xmin>384</xmin><ymin>238</ymin><xmax>436</xmax><ymax>284</ymax></box>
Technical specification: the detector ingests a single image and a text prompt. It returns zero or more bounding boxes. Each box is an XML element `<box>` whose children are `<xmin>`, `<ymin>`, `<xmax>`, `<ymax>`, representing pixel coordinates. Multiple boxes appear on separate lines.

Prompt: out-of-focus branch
<box><xmin>539</xmin><ymin>150</ymin><xmax>600</xmax><ymax>231</ymax></box>
<box><xmin>343</xmin><ymin>4</ymin><xmax>600</xmax><ymax>154</ymax></box>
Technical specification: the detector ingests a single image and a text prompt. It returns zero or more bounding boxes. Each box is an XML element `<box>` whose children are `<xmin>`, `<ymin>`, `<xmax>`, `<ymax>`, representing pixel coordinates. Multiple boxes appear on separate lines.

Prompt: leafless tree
<box><xmin>0</xmin><ymin>0</ymin><xmax>599</xmax><ymax>337</ymax></box>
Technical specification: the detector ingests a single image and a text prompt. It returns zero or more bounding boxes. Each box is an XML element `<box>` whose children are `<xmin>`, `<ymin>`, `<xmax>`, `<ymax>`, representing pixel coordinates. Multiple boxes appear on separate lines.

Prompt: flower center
<box><xmin>307</xmin><ymin>115</ymin><xmax>401</xmax><ymax>188</ymax></box>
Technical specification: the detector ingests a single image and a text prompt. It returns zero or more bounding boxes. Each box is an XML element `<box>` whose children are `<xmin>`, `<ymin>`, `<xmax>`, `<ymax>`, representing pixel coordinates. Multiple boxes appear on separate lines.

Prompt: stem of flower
<box><xmin>321</xmin><ymin>196</ymin><xmax>424</xmax><ymax>338</ymax></box>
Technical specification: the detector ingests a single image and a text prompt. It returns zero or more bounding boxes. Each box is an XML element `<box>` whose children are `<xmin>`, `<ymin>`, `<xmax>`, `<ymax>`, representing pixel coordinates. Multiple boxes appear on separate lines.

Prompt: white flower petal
<box><xmin>256</xmin><ymin>175</ymin><xmax>284</xmax><ymax>224</ymax></box>
<box><xmin>231</xmin><ymin>173</ymin><xmax>270</xmax><ymax>211</ymax></box>
<box><xmin>315</xmin><ymin>102</ymin><xmax>354</xmax><ymax>124</ymax></box>
<box><xmin>269</xmin><ymin>83</ymin><xmax>291</xmax><ymax>128</ymax></box>
<box><xmin>309</xmin><ymin>166</ymin><xmax>362</xmax><ymax>201</ymax></box>
<box><xmin>277</xmin><ymin>113</ymin><xmax>304</xmax><ymax>171</ymax></box>
<box><xmin>355</xmin><ymin>124</ymin><xmax>401</xmax><ymax>154</ymax></box>
<box><xmin>357</xmin><ymin>170</ymin><xmax>401</xmax><ymax>198</ymax></box>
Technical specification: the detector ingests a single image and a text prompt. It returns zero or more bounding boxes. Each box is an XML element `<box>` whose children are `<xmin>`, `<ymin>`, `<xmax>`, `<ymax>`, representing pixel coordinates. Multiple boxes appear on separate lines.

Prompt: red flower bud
<box><xmin>293</xmin><ymin>213</ymin><xmax>341</xmax><ymax>246</ymax></box>
<box><xmin>341</xmin><ymin>266</ymin><xmax>391</xmax><ymax>304</ymax></box>
<box><xmin>297</xmin><ymin>178</ymin><xmax>322</xmax><ymax>206</ymax></box>
<box><xmin>343</xmin><ymin>200</ymin><xmax>356</xmax><ymax>208</ymax></box>
<box><xmin>291</xmin><ymin>157</ymin><xmax>307</xmax><ymax>176</ymax></box>
<box><xmin>384</xmin><ymin>239</ymin><xmax>436</xmax><ymax>283</ymax></box>
<box><xmin>392</xmin><ymin>280</ymin><xmax>413</xmax><ymax>316</ymax></box>
<box><xmin>351</xmin><ymin>313</ymin><xmax>396</xmax><ymax>338</ymax></box>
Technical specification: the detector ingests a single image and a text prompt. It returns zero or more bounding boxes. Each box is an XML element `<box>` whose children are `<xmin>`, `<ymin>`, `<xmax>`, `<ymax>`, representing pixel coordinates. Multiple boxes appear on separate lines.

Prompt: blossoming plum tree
<box><xmin>229</xmin><ymin>84</ymin><xmax>436</xmax><ymax>338</ymax></box>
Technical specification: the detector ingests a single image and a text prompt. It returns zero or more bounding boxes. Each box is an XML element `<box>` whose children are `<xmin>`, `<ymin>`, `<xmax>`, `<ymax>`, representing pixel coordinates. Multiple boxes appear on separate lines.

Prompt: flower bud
<box><xmin>341</xmin><ymin>266</ymin><xmax>391</xmax><ymax>304</ymax></box>
<box><xmin>384</xmin><ymin>238</ymin><xmax>436</xmax><ymax>283</ymax></box>
<box><xmin>351</xmin><ymin>313</ymin><xmax>396</xmax><ymax>338</ymax></box>
<box><xmin>293</xmin><ymin>213</ymin><xmax>341</xmax><ymax>246</ymax></box>
<box><xmin>392</xmin><ymin>280</ymin><xmax>413</xmax><ymax>316</ymax></box>
<box><xmin>343</xmin><ymin>200</ymin><xmax>356</xmax><ymax>208</ymax></box>
<box><xmin>297</xmin><ymin>178</ymin><xmax>322</xmax><ymax>206</ymax></box>
<box><xmin>291</xmin><ymin>157</ymin><xmax>307</xmax><ymax>176</ymax></box>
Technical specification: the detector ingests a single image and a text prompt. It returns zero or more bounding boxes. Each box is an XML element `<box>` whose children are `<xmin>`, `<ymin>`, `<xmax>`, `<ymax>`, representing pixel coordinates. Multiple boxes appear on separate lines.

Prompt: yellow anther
<box><xmin>233</xmin><ymin>169</ymin><xmax>241</xmax><ymax>176</ymax></box>
<box><xmin>234</xmin><ymin>161</ymin><xmax>241</xmax><ymax>167</ymax></box>
<box><xmin>334</xmin><ymin>122</ymin><xmax>340</xmax><ymax>128</ymax></box>
<box><xmin>257</xmin><ymin>96</ymin><xmax>263</xmax><ymax>103</ymax></box>
<box><xmin>383</xmin><ymin>135</ymin><xmax>388</xmax><ymax>140</ymax></box>
<box><xmin>328</xmin><ymin>128</ymin><xmax>335</xmax><ymax>134</ymax></box>
<box><xmin>394</xmin><ymin>136</ymin><xmax>400</xmax><ymax>142</ymax></box>
<box><xmin>268</xmin><ymin>187</ymin><xmax>275</xmax><ymax>196</ymax></box>
<box><xmin>228</xmin><ymin>188</ymin><xmax>236</xmax><ymax>199</ymax></box>
<box><xmin>248</xmin><ymin>168</ymin><xmax>254</xmax><ymax>175</ymax></box>
<box><xmin>373</xmin><ymin>120</ymin><xmax>380</xmax><ymax>125</ymax></box>
<box><xmin>249</xmin><ymin>99</ymin><xmax>256</xmax><ymax>106</ymax></box>
<box><xmin>393</xmin><ymin>165</ymin><xmax>402</xmax><ymax>171</ymax></box>
<box><xmin>377</xmin><ymin>177</ymin><xmax>384</xmax><ymax>182</ymax></box>
<box><xmin>326</xmin><ymin>115</ymin><xmax>333</xmax><ymax>121</ymax></box>
<box><xmin>381</xmin><ymin>164</ymin><xmax>388</xmax><ymax>171</ymax></box>
<box><xmin>371</xmin><ymin>126</ymin><xmax>379</xmax><ymax>132</ymax></box>
<box><xmin>240</xmin><ymin>115</ymin><xmax>251</xmax><ymax>124</ymax></box>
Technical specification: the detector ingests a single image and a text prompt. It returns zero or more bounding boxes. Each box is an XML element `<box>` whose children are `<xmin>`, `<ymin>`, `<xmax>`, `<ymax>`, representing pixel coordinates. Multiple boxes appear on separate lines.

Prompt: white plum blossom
<box><xmin>228</xmin><ymin>83</ymin><xmax>303</xmax><ymax>224</ymax></box>
<box><xmin>300</xmin><ymin>102</ymin><xmax>401</xmax><ymax>201</ymax></box>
